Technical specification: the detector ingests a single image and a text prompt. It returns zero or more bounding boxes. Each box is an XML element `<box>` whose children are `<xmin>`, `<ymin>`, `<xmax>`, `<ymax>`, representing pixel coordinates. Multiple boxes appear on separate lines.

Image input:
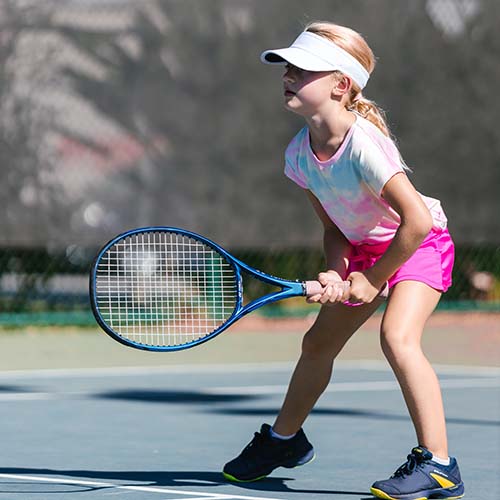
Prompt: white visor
<box><xmin>260</xmin><ymin>31</ymin><xmax>370</xmax><ymax>89</ymax></box>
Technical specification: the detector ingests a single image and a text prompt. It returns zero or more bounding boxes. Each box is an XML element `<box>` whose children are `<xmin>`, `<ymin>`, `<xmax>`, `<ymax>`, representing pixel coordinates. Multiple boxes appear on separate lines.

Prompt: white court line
<box><xmin>0</xmin><ymin>473</ymin><xmax>280</xmax><ymax>500</ymax></box>
<box><xmin>0</xmin><ymin>392</ymin><xmax>54</xmax><ymax>401</ymax></box>
<box><xmin>164</xmin><ymin>497</ymin><xmax>235</xmax><ymax>500</ymax></box>
<box><xmin>205</xmin><ymin>377</ymin><xmax>500</xmax><ymax>396</ymax></box>
<box><xmin>0</xmin><ymin>360</ymin><xmax>499</xmax><ymax>380</ymax></box>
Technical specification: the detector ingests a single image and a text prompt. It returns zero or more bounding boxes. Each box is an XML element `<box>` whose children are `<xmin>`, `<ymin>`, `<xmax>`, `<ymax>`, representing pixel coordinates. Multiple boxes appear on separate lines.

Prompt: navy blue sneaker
<box><xmin>222</xmin><ymin>423</ymin><xmax>315</xmax><ymax>482</ymax></box>
<box><xmin>371</xmin><ymin>446</ymin><xmax>465</xmax><ymax>499</ymax></box>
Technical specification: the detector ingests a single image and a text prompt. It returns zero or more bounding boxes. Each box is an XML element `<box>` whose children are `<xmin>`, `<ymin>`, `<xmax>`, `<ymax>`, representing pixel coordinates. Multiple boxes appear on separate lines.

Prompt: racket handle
<box><xmin>304</xmin><ymin>280</ymin><xmax>389</xmax><ymax>300</ymax></box>
<box><xmin>303</xmin><ymin>280</ymin><xmax>350</xmax><ymax>297</ymax></box>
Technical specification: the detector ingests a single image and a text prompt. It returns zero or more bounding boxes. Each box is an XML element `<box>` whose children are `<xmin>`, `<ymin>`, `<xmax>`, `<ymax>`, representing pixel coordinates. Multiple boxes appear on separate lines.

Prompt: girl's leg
<box><xmin>380</xmin><ymin>280</ymin><xmax>448</xmax><ymax>457</ymax></box>
<box><xmin>273</xmin><ymin>299</ymin><xmax>382</xmax><ymax>436</ymax></box>
<box><xmin>223</xmin><ymin>298</ymin><xmax>383</xmax><ymax>482</ymax></box>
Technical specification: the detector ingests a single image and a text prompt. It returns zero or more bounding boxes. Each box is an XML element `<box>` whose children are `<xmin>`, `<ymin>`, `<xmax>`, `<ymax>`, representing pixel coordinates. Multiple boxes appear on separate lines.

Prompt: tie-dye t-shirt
<box><xmin>284</xmin><ymin>115</ymin><xmax>448</xmax><ymax>245</ymax></box>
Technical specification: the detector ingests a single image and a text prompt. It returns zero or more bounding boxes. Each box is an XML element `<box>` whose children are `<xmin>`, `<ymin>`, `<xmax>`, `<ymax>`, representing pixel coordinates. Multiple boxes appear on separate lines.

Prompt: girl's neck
<box><xmin>306</xmin><ymin>107</ymin><xmax>356</xmax><ymax>161</ymax></box>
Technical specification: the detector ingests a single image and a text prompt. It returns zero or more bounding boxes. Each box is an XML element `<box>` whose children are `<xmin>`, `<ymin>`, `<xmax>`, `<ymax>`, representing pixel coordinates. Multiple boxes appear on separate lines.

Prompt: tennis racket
<box><xmin>89</xmin><ymin>226</ymin><xmax>355</xmax><ymax>351</ymax></box>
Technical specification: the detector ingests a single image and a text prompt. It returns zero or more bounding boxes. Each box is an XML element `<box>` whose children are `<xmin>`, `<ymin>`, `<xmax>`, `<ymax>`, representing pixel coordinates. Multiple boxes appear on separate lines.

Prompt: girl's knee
<box><xmin>300</xmin><ymin>305</ymin><xmax>370</xmax><ymax>359</ymax></box>
<box><xmin>380</xmin><ymin>325</ymin><xmax>421</xmax><ymax>361</ymax></box>
<box><xmin>301</xmin><ymin>329</ymin><xmax>327</xmax><ymax>358</ymax></box>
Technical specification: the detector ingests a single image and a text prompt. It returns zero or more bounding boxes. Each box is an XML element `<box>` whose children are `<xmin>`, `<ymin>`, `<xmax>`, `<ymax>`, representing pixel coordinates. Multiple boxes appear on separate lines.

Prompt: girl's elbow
<box><xmin>403</xmin><ymin>209</ymin><xmax>433</xmax><ymax>238</ymax></box>
<box><xmin>415</xmin><ymin>210</ymin><xmax>433</xmax><ymax>237</ymax></box>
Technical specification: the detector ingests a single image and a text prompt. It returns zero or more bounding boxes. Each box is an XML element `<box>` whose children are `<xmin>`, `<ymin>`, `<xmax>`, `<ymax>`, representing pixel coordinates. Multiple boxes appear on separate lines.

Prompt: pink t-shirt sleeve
<box><xmin>356</xmin><ymin>128</ymin><xmax>405</xmax><ymax>195</ymax></box>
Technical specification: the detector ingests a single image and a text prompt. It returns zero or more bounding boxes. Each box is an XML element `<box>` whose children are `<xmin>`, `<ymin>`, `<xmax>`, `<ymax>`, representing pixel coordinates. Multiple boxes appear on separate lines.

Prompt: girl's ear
<box><xmin>332</xmin><ymin>74</ymin><xmax>353</xmax><ymax>98</ymax></box>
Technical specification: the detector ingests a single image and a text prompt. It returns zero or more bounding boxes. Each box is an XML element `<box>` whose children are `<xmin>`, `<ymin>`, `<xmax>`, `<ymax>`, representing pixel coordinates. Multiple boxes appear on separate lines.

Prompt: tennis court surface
<box><xmin>0</xmin><ymin>312</ymin><xmax>498</xmax><ymax>500</ymax></box>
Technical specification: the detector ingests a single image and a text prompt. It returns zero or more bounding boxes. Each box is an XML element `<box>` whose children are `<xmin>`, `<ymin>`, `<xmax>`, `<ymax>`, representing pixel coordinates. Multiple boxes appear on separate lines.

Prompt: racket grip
<box><xmin>303</xmin><ymin>280</ymin><xmax>350</xmax><ymax>297</ymax></box>
<box><xmin>304</xmin><ymin>280</ymin><xmax>389</xmax><ymax>300</ymax></box>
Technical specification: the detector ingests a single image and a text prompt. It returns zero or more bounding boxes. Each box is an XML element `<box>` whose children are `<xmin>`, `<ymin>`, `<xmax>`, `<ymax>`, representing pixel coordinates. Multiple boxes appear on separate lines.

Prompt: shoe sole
<box><xmin>370</xmin><ymin>486</ymin><xmax>465</xmax><ymax>500</ymax></box>
<box><xmin>222</xmin><ymin>472</ymin><xmax>269</xmax><ymax>483</ymax></box>
<box><xmin>222</xmin><ymin>450</ymin><xmax>315</xmax><ymax>483</ymax></box>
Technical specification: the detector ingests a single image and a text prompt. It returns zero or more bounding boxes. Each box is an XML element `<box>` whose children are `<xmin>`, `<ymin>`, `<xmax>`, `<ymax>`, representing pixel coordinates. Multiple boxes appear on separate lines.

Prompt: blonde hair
<box><xmin>305</xmin><ymin>21</ymin><xmax>390</xmax><ymax>137</ymax></box>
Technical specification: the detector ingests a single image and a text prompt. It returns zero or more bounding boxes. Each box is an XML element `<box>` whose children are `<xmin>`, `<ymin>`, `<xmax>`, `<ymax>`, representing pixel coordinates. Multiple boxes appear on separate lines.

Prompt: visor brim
<box><xmin>260</xmin><ymin>47</ymin><xmax>338</xmax><ymax>72</ymax></box>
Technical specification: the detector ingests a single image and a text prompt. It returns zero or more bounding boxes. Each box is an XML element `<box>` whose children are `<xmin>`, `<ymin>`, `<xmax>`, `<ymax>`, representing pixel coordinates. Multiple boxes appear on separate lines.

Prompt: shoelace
<box><xmin>393</xmin><ymin>453</ymin><xmax>425</xmax><ymax>478</ymax></box>
<box><xmin>241</xmin><ymin>431</ymin><xmax>267</xmax><ymax>456</ymax></box>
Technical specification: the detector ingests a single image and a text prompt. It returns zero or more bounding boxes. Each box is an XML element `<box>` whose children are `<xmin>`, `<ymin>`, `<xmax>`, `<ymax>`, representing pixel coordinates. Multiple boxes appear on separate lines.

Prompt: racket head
<box><xmin>90</xmin><ymin>227</ymin><xmax>242</xmax><ymax>351</ymax></box>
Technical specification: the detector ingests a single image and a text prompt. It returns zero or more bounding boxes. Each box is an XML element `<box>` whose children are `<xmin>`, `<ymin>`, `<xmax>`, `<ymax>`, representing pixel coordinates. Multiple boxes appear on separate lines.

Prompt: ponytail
<box><xmin>349</xmin><ymin>90</ymin><xmax>410</xmax><ymax>170</ymax></box>
<box><xmin>348</xmin><ymin>92</ymin><xmax>390</xmax><ymax>137</ymax></box>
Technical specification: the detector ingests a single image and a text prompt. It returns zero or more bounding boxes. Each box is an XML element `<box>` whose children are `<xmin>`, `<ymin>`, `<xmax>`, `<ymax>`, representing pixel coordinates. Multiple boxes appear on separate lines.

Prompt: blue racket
<box><xmin>89</xmin><ymin>226</ymin><xmax>347</xmax><ymax>351</ymax></box>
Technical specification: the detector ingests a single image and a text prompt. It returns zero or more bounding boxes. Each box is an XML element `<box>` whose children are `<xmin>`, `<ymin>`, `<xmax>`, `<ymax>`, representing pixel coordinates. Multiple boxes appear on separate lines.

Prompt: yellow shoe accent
<box><xmin>370</xmin><ymin>487</ymin><xmax>397</xmax><ymax>499</ymax></box>
<box><xmin>430</xmin><ymin>472</ymin><xmax>455</xmax><ymax>488</ymax></box>
<box><xmin>222</xmin><ymin>472</ymin><xmax>267</xmax><ymax>482</ymax></box>
<box><xmin>369</xmin><ymin>488</ymin><xmax>429</xmax><ymax>500</ymax></box>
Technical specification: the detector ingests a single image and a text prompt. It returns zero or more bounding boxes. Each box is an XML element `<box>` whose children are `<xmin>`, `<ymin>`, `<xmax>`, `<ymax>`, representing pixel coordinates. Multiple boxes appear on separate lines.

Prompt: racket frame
<box><xmin>90</xmin><ymin>226</ymin><xmax>307</xmax><ymax>351</ymax></box>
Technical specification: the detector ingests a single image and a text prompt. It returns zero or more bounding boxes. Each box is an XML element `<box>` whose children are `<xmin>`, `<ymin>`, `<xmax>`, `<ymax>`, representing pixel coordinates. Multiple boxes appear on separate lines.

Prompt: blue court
<box><xmin>0</xmin><ymin>360</ymin><xmax>498</xmax><ymax>500</ymax></box>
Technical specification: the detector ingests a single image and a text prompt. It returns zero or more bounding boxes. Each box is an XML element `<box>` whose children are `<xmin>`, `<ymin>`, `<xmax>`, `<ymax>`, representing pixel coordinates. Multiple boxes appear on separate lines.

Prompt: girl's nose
<box><xmin>283</xmin><ymin>68</ymin><xmax>294</xmax><ymax>83</ymax></box>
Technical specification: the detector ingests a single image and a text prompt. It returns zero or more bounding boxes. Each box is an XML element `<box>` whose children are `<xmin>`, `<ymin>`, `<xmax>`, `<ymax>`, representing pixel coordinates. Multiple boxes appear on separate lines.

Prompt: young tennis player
<box><xmin>222</xmin><ymin>22</ymin><xmax>464</xmax><ymax>500</ymax></box>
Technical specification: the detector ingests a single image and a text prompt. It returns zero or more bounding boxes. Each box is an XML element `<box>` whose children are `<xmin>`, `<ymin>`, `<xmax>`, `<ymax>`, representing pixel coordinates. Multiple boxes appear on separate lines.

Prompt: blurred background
<box><xmin>0</xmin><ymin>0</ymin><xmax>499</xmax><ymax>327</ymax></box>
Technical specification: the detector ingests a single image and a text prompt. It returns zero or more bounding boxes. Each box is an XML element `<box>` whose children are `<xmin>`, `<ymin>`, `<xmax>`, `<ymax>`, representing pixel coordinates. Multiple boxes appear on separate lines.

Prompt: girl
<box><xmin>222</xmin><ymin>22</ymin><xmax>464</xmax><ymax>500</ymax></box>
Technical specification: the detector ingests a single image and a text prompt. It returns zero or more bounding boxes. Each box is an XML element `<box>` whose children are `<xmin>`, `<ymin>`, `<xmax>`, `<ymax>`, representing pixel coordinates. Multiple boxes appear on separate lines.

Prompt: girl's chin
<box><xmin>284</xmin><ymin>98</ymin><xmax>298</xmax><ymax>109</ymax></box>
<box><xmin>284</xmin><ymin>101</ymin><xmax>306</xmax><ymax>116</ymax></box>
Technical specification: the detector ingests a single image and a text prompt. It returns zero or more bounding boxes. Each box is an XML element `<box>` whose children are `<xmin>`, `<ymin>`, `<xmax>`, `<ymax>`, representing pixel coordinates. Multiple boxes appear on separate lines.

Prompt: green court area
<box><xmin>0</xmin><ymin>311</ymin><xmax>498</xmax><ymax>371</ymax></box>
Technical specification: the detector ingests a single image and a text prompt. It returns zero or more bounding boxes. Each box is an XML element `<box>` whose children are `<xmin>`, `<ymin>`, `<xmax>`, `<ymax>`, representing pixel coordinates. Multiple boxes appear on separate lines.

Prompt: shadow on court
<box><xmin>2</xmin><ymin>383</ymin><xmax>498</xmax><ymax>431</ymax></box>
<box><xmin>95</xmin><ymin>389</ymin><xmax>260</xmax><ymax>404</ymax></box>
<box><xmin>0</xmin><ymin>468</ymin><xmax>371</xmax><ymax>497</ymax></box>
<box><xmin>92</xmin><ymin>389</ymin><xmax>500</xmax><ymax>427</ymax></box>
<box><xmin>0</xmin><ymin>385</ymin><xmax>35</xmax><ymax>393</ymax></box>
<box><xmin>210</xmin><ymin>407</ymin><xmax>500</xmax><ymax>427</ymax></box>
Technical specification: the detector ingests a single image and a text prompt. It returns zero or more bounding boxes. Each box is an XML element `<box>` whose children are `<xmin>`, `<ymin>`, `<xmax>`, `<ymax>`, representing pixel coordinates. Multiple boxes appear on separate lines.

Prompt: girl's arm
<box><xmin>306</xmin><ymin>190</ymin><xmax>352</xmax><ymax>303</ymax></box>
<box><xmin>348</xmin><ymin>172</ymin><xmax>433</xmax><ymax>303</ymax></box>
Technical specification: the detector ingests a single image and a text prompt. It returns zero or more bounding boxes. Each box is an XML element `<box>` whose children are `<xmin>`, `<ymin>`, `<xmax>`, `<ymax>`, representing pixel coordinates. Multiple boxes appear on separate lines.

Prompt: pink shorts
<box><xmin>347</xmin><ymin>228</ymin><xmax>455</xmax><ymax>293</ymax></box>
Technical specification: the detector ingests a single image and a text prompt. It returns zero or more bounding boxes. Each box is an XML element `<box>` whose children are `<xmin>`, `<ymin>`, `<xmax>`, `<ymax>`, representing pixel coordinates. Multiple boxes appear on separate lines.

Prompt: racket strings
<box><xmin>94</xmin><ymin>231</ymin><xmax>238</xmax><ymax>347</ymax></box>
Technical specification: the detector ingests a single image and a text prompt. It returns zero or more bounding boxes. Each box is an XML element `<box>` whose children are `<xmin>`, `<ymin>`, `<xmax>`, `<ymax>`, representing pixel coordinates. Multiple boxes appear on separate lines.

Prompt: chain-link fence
<box><xmin>1</xmin><ymin>243</ymin><xmax>498</xmax><ymax>326</ymax></box>
<box><xmin>1</xmin><ymin>0</ymin><xmax>499</xmax><ymax>325</ymax></box>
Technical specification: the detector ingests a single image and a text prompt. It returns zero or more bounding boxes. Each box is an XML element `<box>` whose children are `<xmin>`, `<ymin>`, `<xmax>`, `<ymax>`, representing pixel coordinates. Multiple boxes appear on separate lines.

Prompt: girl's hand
<box><xmin>307</xmin><ymin>270</ymin><xmax>349</xmax><ymax>305</ymax></box>
<box><xmin>346</xmin><ymin>271</ymin><xmax>382</xmax><ymax>304</ymax></box>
